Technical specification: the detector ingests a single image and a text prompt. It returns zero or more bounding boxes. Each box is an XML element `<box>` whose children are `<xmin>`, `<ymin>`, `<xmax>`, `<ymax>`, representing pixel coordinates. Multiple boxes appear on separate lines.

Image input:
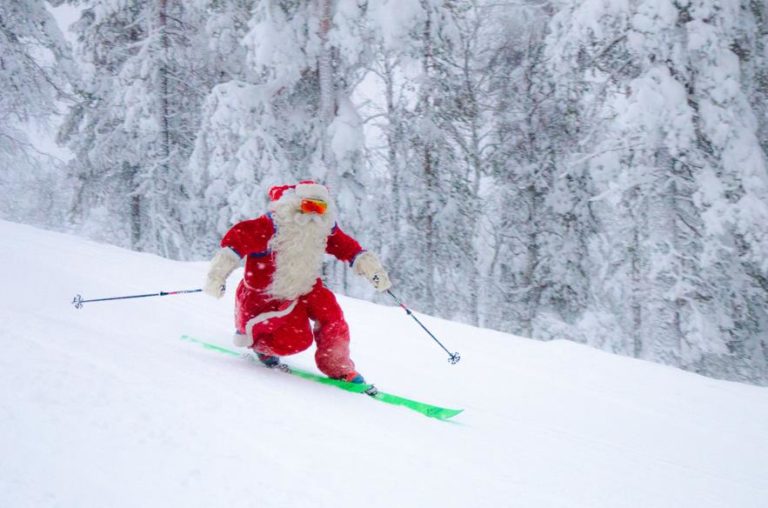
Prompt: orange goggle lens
<box><xmin>300</xmin><ymin>198</ymin><xmax>328</xmax><ymax>215</ymax></box>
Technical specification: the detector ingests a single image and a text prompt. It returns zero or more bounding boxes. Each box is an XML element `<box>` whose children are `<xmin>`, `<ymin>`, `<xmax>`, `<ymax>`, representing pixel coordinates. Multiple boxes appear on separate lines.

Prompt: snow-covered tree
<box><xmin>482</xmin><ymin>1</ymin><xmax>596</xmax><ymax>339</ymax></box>
<box><xmin>545</xmin><ymin>0</ymin><xmax>768</xmax><ymax>382</ymax></box>
<box><xmin>359</xmin><ymin>0</ymin><xmax>485</xmax><ymax>320</ymax></box>
<box><xmin>0</xmin><ymin>0</ymin><xmax>76</xmax><ymax>226</ymax></box>
<box><xmin>395</xmin><ymin>1</ymin><xmax>461</xmax><ymax>317</ymax></box>
<box><xmin>62</xmin><ymin>0</ymin><xmax>210</xmax><ymax>258</ymax></box>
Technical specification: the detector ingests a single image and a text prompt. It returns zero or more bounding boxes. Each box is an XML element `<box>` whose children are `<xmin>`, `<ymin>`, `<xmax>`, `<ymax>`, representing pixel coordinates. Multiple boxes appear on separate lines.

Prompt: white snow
<box><xmin>1</xmin><ymin>219</ymin><xmax>767</xmax><ymax>508</ymax></box>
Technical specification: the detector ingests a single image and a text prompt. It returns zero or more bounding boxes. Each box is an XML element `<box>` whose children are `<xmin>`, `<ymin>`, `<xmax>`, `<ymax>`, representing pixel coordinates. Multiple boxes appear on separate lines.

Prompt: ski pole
<box><xmin>72</xmin><ymin>288</ymin><xmax>202</xmax><ymax>309</ymax></box>
<box><xmin>386</xmin><ymin>289</ymin><xmax>461</xmax><ymax>364</ymax></box>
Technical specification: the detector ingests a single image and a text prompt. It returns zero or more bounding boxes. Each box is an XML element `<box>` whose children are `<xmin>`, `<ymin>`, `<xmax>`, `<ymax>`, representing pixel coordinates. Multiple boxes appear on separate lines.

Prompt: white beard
<box><xmin>267</xmin><ymin>196</ymin><xmax>336</xmax><ymax>300</ymax></box>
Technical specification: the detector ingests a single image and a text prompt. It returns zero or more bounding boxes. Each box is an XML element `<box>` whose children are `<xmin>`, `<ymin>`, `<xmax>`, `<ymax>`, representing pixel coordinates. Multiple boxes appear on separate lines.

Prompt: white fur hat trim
<box><xmin>295</xmin><ymin>182</ymin><xmax>330</xmax><ymax>201</ymax></box>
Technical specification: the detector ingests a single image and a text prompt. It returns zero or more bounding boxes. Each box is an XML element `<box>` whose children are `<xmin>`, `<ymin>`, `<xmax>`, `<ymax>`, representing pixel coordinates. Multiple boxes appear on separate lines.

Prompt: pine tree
<box><xmin>544</xmin><ymin>0</ymin><xmax>768</xmax><ymax>382</ymax></box>
<box><xmin>183</xmin><ymin>0</ymin><xmax>256</xmax><ymax>256</ymax></box>
<box><xmin>62</xmin><ymin>0</ymin><xmax>209</xmax><ymax>258</ymax></box>
<box><xmin>367</xmin><ymin>0</ymin><xmax>478</xmax><ymax>319</ymax></box>
<box><xmin>0</xmin><ymin>0</ymin><xmax>76</xmax><ymax>225</ymax></box>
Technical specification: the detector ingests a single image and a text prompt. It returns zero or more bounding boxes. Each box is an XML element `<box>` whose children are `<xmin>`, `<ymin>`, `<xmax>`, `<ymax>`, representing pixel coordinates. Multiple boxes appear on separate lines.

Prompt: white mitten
<box><xmin>353</xmin><ymin>251</ymin><xmax>391</xmax><ymax>292</ymax></box>
<box><xmin>204</xmin><ymin>247</ymin><xmax>241</xmax><ymax>298</ymax></box>
<box><xmin>233</xmin><ymin>332</ymin><xmax>252</xmax><ymax>348</ymax></box>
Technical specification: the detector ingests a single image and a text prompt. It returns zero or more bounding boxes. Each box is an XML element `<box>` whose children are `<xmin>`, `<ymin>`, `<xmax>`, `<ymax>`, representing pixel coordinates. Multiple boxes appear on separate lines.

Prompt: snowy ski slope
<box><xmin>1</xmin><ymin>220</ymin><xmax>767</xmax><ymax>508</ymax></box>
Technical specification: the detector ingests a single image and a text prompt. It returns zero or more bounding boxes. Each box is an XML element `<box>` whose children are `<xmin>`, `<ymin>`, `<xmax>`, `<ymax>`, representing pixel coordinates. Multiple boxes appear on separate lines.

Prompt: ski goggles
<box><xmin>299</xmin><ymin>198</ymin><xmax>328</xmax><ymax>215</ymax></box>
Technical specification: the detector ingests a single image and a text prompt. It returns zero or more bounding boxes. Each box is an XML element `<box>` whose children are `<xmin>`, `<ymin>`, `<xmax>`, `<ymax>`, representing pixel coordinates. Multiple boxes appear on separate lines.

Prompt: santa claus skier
<box><xmin>203</xmin><ymin>180</ymin><xmax>391</xmax><ymax>383</ymax></box>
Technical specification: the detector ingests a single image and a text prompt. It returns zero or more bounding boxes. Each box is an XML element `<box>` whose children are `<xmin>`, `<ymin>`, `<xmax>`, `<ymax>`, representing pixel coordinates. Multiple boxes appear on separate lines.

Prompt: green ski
<box><xmin>180</xmin><ymin>335</ymin><xmax>463</xmax><ymax>420</ymax></box>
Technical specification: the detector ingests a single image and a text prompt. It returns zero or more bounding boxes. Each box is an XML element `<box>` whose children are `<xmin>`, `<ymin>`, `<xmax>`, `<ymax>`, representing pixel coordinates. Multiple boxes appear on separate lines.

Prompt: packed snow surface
<box><xmin>1</xmin><ymin>219</ymin><xmax>767</xmax><ymax>507</ymax></box>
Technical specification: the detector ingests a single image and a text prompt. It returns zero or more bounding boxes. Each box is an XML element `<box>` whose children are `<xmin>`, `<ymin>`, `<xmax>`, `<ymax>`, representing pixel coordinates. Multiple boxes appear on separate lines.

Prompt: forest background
<box><xmin>2</xmin><ymin>0</ymin><xmax>767</xmax><ymax>385</ymax></box>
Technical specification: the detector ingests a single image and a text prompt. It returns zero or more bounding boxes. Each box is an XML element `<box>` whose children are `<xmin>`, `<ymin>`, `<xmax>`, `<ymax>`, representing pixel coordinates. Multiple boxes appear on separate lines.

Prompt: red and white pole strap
<box><xmin>386</xmin><ymin>290</ymin><xmax>461</xmax><ymax>365</ymax></box>
<box><xmin>72</xmin><ymin>289</ymin><xmax>202</xmax><ymax>309</ymax></box>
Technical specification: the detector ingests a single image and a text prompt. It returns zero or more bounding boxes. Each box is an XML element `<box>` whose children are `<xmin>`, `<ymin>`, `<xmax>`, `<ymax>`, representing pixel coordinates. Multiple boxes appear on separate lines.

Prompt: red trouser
<box><xmin>234</xmin><ymin>279</ymin><xmax>355</xmax><ymax>378</ymax></box>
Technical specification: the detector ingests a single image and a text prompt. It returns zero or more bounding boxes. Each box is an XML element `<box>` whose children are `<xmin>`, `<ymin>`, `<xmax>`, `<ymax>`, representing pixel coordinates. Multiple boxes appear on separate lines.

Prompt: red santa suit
<box><xmin>203</xmin><ymin>181</ymin><xmax>389</xmax><ymax>379</ymax></box>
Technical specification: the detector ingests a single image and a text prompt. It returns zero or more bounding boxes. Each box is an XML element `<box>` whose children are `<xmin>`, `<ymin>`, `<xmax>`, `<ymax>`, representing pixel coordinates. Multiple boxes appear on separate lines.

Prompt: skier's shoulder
<box><xmin>222</xmin><ymin>214</ymin><xmax>276</xmax><ymax>249</ymax></box>
<box><xmin>231</xmin><ymin>213</ymin><xmax>275</xmax><ymax>233</ymax></box>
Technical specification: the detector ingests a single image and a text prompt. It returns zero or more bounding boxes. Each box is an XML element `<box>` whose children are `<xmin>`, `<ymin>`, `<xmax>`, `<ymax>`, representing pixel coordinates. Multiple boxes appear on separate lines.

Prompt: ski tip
<box><xmin>429</xmin><ymin>407</ymin><xmax>464</xmax><ymax>420</ymax></box>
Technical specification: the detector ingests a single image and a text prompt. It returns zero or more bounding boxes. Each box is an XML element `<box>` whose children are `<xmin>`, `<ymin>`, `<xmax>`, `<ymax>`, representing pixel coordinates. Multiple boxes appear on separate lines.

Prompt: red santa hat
<box><xmin>268</xmin><ymin>180</ymin><xmax>330</xmax><ymax>202</ymax></box>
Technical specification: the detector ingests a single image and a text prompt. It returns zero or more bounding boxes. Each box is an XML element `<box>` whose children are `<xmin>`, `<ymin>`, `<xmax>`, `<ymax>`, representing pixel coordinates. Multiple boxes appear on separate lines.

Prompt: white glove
<box><xmin>204</xmin><ymin>247</ymin><xmax>241</xmax><ymax>298</ymax></box>
<box><xmin>353</xmin><ymin>251</ymin><xmax>391</xmax><ymax>292</ymax></box>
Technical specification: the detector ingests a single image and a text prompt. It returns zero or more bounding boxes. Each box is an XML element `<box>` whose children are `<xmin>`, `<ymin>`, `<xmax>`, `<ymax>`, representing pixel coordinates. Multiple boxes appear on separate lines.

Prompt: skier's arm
<box><xmin>326</xmin><ymin>224</ymin><xmax>363</xmax><ymax>263</ymax></box>
<box><xmin>204</xmin><ymin>216</ymin><xmax>273</xmax><ymax>298</ymax></box>
<box><xmin>327</xmin><ymin>225</ymin><xmax>391</xmax><ymax>292</ymax></box>
<box><xmin>203</xmin><ymin>247</ymin><xmax>240</xmax><ymax>298</ymax></box>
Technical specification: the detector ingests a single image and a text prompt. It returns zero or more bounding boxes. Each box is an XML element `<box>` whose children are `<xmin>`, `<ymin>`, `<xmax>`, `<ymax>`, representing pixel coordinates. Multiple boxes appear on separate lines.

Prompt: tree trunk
<box><xmin>128</xmin><ymin>162</ymin><xmax>142</xmax><ymax>251</ymax></box>
<box><xmin>318</xmin><ymin>0</ymin><xmax>336</xmax><ymax>188</ymax></box>
<box><xmin>422</xmin><ymin>8</ymin><xmax>436</xmax><ymax>313</ymax></box>
<box><xmin>383</xmin><ymin>56</ymin><xmax>401</xmax><ymax>245</ymax></box>
<box><xmin>643</xmin><ymin>147</ymin><xmax>684</xmax><ymax>364</ymax></box>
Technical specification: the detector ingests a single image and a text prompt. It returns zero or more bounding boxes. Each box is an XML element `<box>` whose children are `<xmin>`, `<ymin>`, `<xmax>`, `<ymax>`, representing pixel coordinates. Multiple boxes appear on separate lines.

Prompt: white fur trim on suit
<box><xmin>203</xmin><ymin>247</ymin><xmax>241</xmax><ymax>298</ymax></box>
<box><xmin>243</xmin><ymin>299</ymin><xmax>299</xmax><ymax>341</ymax></box>
<box><xmin>233</xmin><ymin>332</ymin><xmax>252</xmax><ymax>347</ymax></box>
